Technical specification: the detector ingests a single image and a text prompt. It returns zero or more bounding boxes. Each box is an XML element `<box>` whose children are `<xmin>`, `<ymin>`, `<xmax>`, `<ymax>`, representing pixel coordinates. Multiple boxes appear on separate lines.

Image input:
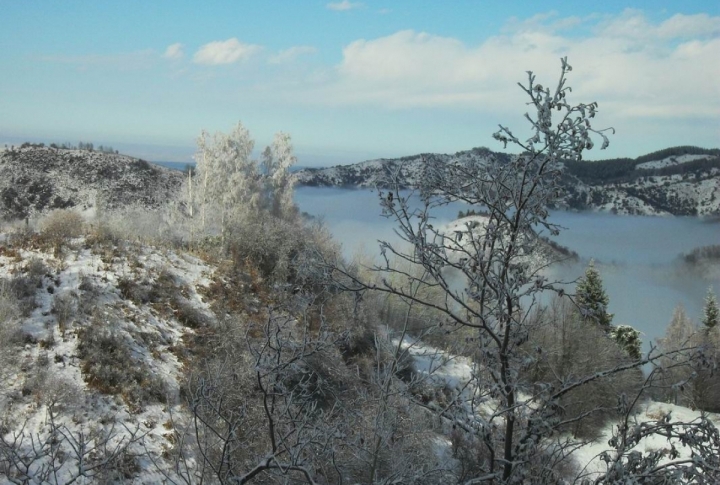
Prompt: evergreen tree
<box><xmin>702</xmin><ymin>285</ymin><xmax>719</xmax><ymax>329</ymax></box>
<box><xmin>575</xmin><ymin>259</ymin><xmax>614</xmax><ymax>329</ymax></box>
<box><xmin>610</xmin><ymin>325</ymin><xmax>642</xmax><ymax>360</ymax></box>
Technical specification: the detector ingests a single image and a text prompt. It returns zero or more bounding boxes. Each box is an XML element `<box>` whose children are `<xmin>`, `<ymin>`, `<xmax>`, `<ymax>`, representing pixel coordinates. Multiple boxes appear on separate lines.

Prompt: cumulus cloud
<box><xmin>327</xmin><ymin>1</ymin><xmax>362</xmax><ymax>11</ymax></box>
<box><xmin>314</xmin><ymin>11</ymin><xmax>720</xmax><ymax>120</ymax></box>
<box><xmin>193</xmin><ymin>38</ymin><xmax>261</xmax><ymax>65</ymax></box>
<box><xmin>269</xmin><ymin>45</ymin><xmax>317</xmax><ymax>64</ymax></box>
<box><xmin>163</xmin><ymin>43</ymin><xmax>184</xmax><ymax>60</ymax></box>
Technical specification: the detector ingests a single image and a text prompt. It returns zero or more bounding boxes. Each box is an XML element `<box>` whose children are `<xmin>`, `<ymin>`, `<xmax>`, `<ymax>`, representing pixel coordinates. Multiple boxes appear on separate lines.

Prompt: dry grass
<box><xmin>39</xmin><ymin>209</ymin><xmax>84</xmax><ymax>251</ymax></box>
<box><xmin>77</xmin><ymin>312</ymin><xmax>168</xmax><ymax>410</ymax></box>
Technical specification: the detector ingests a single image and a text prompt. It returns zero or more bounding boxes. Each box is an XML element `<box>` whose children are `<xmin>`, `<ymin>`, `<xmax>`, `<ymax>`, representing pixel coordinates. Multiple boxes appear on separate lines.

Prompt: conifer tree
<box><xmin>575</xmin><ymin>259</ymin><xmax>614</xmax><ymax>329</ymax></box>
<box><xmin>702</xmin><ymin>285</ymin><xmax>719</xmax><ymax>330</ymax></box>
<box><xmin>610</xmin><ymin>324</ymin><xmax>642</xmax><ymax>360</ymax></box>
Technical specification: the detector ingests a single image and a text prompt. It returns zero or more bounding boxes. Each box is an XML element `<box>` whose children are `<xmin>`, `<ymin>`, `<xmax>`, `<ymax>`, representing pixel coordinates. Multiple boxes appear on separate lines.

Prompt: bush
<box><xmin>52</xmin><ymin>291</ymin><xmax>77</xmax><ymax>332</ymax></box>
<box><xmin>172</xmin><ymin>297</ymin><xmax>211</xmax><ymax>329</ymax></box>
<box><xmin>77</xmin><ymin>312</ymin><xmax>167</xmax><ymax>408</ymax></box>
<box><xmin>25</xmin><ymin>257</ymin><xmax>49</xmax><ymax>279</ymax></box>
<box><xmin>39</xmin><ymin>209</ymin><xmax>84</xmax><ymax>248</ymax></box>
<box><xmin>0</xmin><ymin>280</ymin><xmax>23</xmax><ymax>373</ymax></box>
<box><xmin>7</xmin><ymin>274</ymin><xmax>41</xmax><ymax>317</ymax></box>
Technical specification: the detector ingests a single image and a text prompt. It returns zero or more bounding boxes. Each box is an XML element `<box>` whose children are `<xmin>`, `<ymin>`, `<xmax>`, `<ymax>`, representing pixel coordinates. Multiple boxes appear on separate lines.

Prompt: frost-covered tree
<box><xmin>656</xmin><ymin>305</ymin><xmax>696</xmax><ymax>396</ymax></box>
<box><xmin>189</xmin><ymin>122</ymin><xmax>298</xmax><ymax>247</ymax></box>
<box><xmin>575</xmin><ymin>259</ymin><xmax>613</xmax><ymax>330</ymax></box>
<box><xmin>262</xmin><ymin>132</ymin><xmax>297</xmax><ymax>218</ymax></box>
<box><xmin>319</xmin><ymin>58</ymin><xmax>719</xmax><ymax>483</ymax></box>
<box><xmin>702</xmin><ymin>285</ymin><xmax>719</xmax><ymax>330</ymax></box>
<box><xmin>194</xmin><ymin>122</ymin><xmax>258</xmax><ymax>244</ymax></box>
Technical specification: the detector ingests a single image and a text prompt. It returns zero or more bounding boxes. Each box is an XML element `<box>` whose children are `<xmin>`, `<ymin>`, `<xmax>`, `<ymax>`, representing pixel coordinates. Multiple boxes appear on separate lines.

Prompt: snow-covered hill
<box><xmin>295</xmin><ymin>147</ymin><xmax>720</xmax><ymax>216</ymax></box>
<box><xmin>1</xmin><ymin>216</ymin><xmax>717</xmax><ymax>483</ymax></box>
<box><xmin>0</xmin><ymin>146</ymin><xmax>183</xmax><ymax>220</ymax></box>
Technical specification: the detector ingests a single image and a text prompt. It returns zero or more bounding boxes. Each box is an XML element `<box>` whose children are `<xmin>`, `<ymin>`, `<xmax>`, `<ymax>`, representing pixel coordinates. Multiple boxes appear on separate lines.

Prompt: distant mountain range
<box><xmin>294</xmin><ymin>146</ymin><xmax>720</xmax><ymax>216</ymax></box>
<box><xmin>1</xmin><ymin>144</ymin><xmax>718</xmax><ymax>220</ymax></box>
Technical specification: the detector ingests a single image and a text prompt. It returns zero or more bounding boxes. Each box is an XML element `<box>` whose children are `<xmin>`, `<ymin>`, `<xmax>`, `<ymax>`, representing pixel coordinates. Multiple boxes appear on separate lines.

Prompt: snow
<box><xmin>0</xmin><ymin>235</ymin><xmax>214</xmax><ymax>483</ymax></box>
<box><xmin>398</xmin><ymin>336</ymin><xmax>720</xmax><ymax>481</ymax></box>
<box><xmin>636</xmin><ymin>154</ymin><xmax>712</xmax><ymax>170</ymax></box>
<box><xmin>571</xmin><ymin>401</ymin><xmax>720</xmax><ymax>480</ymax></box>
<box><xmin>2</xmin><ymin>224</ymin><xmax>718</xmax><ymax>481</ymax></box>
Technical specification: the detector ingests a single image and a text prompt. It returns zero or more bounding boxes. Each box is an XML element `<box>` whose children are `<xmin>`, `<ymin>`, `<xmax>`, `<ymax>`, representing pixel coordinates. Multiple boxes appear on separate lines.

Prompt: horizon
<box><xmin>1</xmin><ymin>1</ymin><xmax>718</xmax><ymax>166</ymax></box>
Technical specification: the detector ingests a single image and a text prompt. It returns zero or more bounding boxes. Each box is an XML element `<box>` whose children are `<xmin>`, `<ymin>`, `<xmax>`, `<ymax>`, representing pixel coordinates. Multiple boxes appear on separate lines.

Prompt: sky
<box><xmin>0</xmin><ymin>1</ymin><xmax>718</xmax><ymax>166</ymax></box>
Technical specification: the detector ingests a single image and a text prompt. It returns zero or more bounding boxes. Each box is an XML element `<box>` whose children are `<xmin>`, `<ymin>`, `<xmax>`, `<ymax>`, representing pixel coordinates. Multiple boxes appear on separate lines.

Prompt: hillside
<box><xmin>295</xmin><ymin>146</ymin><xmax>720</xmax><ymax>216</ymax></box>
<box><xmin>0</xmin><ymin>146</ymin><xmax>184</xmax><ymax>220</ymax></box>
<box><xmin>0</xmin><ymin>219</ymin><xmax>717</xmax><ymax>483</ymax></box>
<box><xmin>1</xmin><ymin>138</ymin><xmax>719</xmax><ymax>483</ymax></box>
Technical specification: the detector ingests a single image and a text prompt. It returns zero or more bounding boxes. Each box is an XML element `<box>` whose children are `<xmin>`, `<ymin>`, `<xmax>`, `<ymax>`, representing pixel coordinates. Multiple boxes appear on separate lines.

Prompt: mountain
<box><xmin>294</xmin><ymin>146</ymin><xmax>720</xmax><ymax>216</ymax></box>
<box><xmin>0</xmin><ymin>145</ymin><xmax>184</xmax><ymax>220</ymax></box>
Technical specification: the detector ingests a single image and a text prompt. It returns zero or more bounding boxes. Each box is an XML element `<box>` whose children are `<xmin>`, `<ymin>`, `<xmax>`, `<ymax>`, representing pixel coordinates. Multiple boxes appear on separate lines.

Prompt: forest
<box><xmin>563</xmin><ymin>146</ymin><xmax>720</xmax><ymax>184</ymax></box>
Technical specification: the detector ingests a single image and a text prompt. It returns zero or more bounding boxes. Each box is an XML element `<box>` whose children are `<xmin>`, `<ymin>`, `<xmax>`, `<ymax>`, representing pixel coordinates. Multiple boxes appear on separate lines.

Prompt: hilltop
<box><xmin>0</xmin><ymin>145</ymin><xmax>184</xmax><ymax>220</ymax></box>
<box><xmin>295</xmin><ymin>146</ymin><xmax>720</xmax><ymax>216</ymax></box>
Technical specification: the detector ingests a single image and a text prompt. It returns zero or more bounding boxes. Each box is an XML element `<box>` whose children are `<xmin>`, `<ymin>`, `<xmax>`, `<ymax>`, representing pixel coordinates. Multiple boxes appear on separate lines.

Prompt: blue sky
<box><xmin>0</xmin><ymin>1</ymin><xmax>718</xmax><ymax>165</ymax></box>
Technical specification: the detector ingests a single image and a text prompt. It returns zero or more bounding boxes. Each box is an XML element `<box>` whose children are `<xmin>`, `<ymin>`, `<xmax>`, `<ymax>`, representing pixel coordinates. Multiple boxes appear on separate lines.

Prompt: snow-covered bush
<box><xmin>39</xmin><ymin>208</ymin><xmax>84</xmax><ymax>250</ymax></box>
<box><xmin>0</xmin><ymin>280</ymin><xmax>23</xmax><ymax>378</ymax></box>
<box><xmin>51</xmin><ymin>291</ymin><xmax>76</xmax><ymax>333</ymax></box>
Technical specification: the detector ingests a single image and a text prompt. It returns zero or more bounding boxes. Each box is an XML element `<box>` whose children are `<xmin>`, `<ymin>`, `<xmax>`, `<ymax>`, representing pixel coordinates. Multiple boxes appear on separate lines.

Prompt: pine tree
<box><xmin>702</xmin><ymin>285</ymin><xmax>719</xmax><ymax>330</ymax></box>
<box><xmin>575</xmin><ymin>259</ymin><xmax>614</xmax><ymax>330</ymax></box>
<box><xmin>610</xmin><ymin>325</ymin><xmax>642</xmax><ymax>360</ymax></box>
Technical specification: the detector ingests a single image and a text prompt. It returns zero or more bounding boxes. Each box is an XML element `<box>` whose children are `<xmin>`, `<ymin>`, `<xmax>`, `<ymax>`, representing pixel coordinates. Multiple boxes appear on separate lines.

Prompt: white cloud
<box><xmin>326</xmin><ymin>1</ymin><xmax>363</xmax><ymax>11</ymax></box>
<box><xmin>163</xmin><ymin>43</ymin><xmax>184</xmax><ymax>60</ymax></box>
<box><xmin>597</xmin><ymin>9</ymin><xmax>720</xmax><ymax>41</ymax></box>
<box><xmin>310</xmin><ymin>12</ymin><xmax>720</xmax><ymax>120</ymax></box>
<box><xmin>269</xmin><ymin>45</ymin><xmax>317</xmax><ymax>64</ymax></box>
<box><xmin>193</xmin><ymin>38</ymin><xmax>261</xmax><ymax>65</ymax></box>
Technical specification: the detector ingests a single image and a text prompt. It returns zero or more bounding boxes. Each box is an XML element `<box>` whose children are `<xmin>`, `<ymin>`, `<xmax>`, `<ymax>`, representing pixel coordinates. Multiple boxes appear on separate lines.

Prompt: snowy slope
<box><xmin>0</xmin><ymin>234</ymin><xmax>213</xmax><ymax>483</ymax></box>
<box><xmin>402</xmin><ymin>337</ymin><xmax>720</xmax><ymax>482</ymax></box>
<box><xmin>0</xmin><ymin>146</ymin><xmax>183</xmax><ymax>219</ymax></box>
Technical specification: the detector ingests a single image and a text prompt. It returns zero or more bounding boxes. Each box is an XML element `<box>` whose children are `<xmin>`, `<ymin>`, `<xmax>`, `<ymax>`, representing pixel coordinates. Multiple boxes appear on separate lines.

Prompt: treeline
<box><xmin>634</xmin><ymin>146</ymin><xmax>720</xmax><ymax>164</ymax></box>
<box><xmin>682</xmin><ymin>245</ymin><xmax>720</xmax><ymax>265</ymax></box>
<box><xmin>457</xmin><ymin>208</ymin><xmax>489</xmax><ymax>218</ymax></box>
<box><xmin>14</xmin><ymin>141</ymin><xmax>118</xmax><ymax>154</ymax></box>
<box><xmin>564</xmin><ymin>146</ymin><xmax>720</xmax><ymax>184</ymax></box>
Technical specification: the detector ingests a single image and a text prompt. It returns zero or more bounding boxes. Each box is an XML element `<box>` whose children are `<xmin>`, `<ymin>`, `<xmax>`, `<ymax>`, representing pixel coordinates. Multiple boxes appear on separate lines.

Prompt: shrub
<box><xmin>7</xmin><ymin>274</ymin><xmax>41</xmax><ymax>317</ymax></box>
<box><xmin>25</xmin><ymin>257</ymin><xmax>49</xmax><ymax>279</ymax></box>
<box><xmin>0</xmin><ymin>280</ymin><xmax>23</xmax><ymax>372</ymax></box>
<box><xmin>77</xmin><ymin>312</ymin><xmax>167</xmax><ymax>408</ymax></box>
<box><xmin>39</xmin><ymin>209</ymin><xmax>84</xmax><ymax>249</ymax></box>
<box><xmin>52</xmin><ymin>291</ymin><xmax>77</xmax><ymax>332</ymax></box>
<box><xmin>172</xmin><ymin>297</ymin><xmax>210</xmax><ymax>329</ymax></box>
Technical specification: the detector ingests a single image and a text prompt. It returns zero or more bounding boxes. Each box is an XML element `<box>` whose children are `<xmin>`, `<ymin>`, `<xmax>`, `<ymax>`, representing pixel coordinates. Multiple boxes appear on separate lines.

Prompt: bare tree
<box><xmin>173</xmin><ymin>310</ymin><xmax>341</xmax><ymax>484</ymax></box>
<box><xmin>0</xmin><ymin>403</ymin><xmax>145</xmax><ymax>484</ymax></box>
<box><xmin>318</xmin><ymin>58</ymin><xmax>719</xmax><ymax>483</ymax></box>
